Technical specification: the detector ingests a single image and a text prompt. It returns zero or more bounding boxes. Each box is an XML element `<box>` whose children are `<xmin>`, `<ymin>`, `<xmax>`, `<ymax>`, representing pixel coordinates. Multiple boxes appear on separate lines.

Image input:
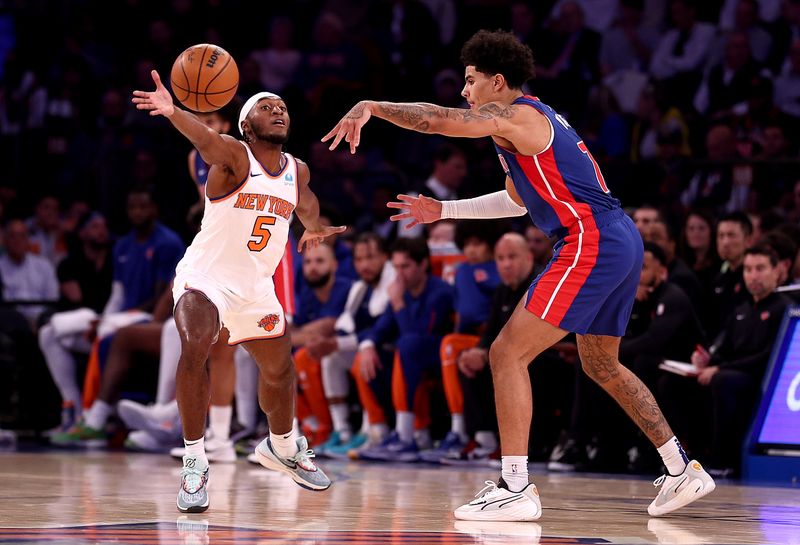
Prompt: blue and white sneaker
<box><xmin>177</xmin><ymin>456</ymin><xmax>209</xmax><ymax>513</ymax></box>
<box><xmin>418</xmin><ymin>431</ymin><xmax>465</xmax><ymax>463</ymax></box>
<box><xmin>358</xmin><ymin>431</ymin><xmax>419</xmax><ymax>462</ymax></box>
<box><xmin>254</xmin><ymin>436</ymin><xmax>331</xmax><ymax>491</ymax></box>
<box><xmin>325</xmin><ymin>432</ymin><xmax>368</xmax><ymax>460</ymax></box>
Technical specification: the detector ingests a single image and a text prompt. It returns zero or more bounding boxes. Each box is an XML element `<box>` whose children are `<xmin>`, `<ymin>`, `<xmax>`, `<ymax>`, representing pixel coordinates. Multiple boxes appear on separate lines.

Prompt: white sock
<box><xmin>270</xmin><ymin>429</ymin><xmax>299</xmax><ymax>459</ymax></box>
<box><xmin>39</xmin><ymin>325</ymin><xmax>83</xmax><ymax>414</ymax></box>
<box><xmin>501</xmin><ymin>455</ymin><xmax>529</xmax><ymax>491</ymax></box>
<box><xmin>475</xmin><ymin>431</ymin><xmax>498</xmax><ymax>450</ymax></box>
<box><xmin>370</xmin><ymin>422</ymin><xmax>389</xmax><ymax>440</ymax></box>
<box><xmin>184</xmin><ymin>437</ymin><xmax>208</xmax><ymax>466</ymax></box>
<box><xmin>658</xmin><ymin>436</ymin><xmax>690</xmax><ymax>476</ymax></box>
<box><xmin>84</xmin><ymin>400</ymin><xmax>113</xmax><ymax>431</ymax></box>
<box><xmin>396</xmin><ymin>411</ymin><xmax>414</xmax><ymax>443</ymax></box>
<box><xmin>209</xmin><ymin>405</ymin><xmax>232</xmax><ymax>441</ymax></box>
<box><xmin>156</xmin><ymin>318</ymin><xmax>180</xmax><ymax>404</ymax></box>
<box><xmin>451</xmin><ymin>413</ymin><xmax>466</xmax><ymax>441</ymax></box>
<box><xmin>330</xmin><ymin>403</ymin><xmax>351</xmax><ymax>440</ymax></box>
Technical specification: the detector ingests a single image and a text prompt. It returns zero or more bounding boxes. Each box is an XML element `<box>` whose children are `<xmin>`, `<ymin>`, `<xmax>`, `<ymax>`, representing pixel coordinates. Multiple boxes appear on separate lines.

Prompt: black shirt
<box><xmin>479</xmin><ymin>271</ymin><xmax>537</xmax><ymax>349</ymax></box>
<box><xmin>708</xmin><ymin>262</ymin><xmax>747</xmax><ymax>339</ymax></box>
<box><xmin>57</xmin><ymin>249</ymin><xmax>113</xmax><ymax>313</ymax></box>
<box><xmin>712</xmin><ymin>291</ymin><xmax>792</xmax><ymax>377</ymax></box>
<box><xmin>620</xmin><ymin>281</ymin><xmax>705</xmax><ymax>363</ymax></box>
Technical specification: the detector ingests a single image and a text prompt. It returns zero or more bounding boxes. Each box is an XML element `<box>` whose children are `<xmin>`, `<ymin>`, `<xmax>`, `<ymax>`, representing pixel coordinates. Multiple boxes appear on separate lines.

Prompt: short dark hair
<box><xmin>460</xmin><ymin>29</ymin><xmax>536</xmax><ymax>89</ymax></box>
<box><xmin>643</xmin><ymin>241</ymin><xmax>668</xmax><ymax>266</ymax></box>
<box><xmin>455</xmin><ymin>219</ymin><xmax>504</xmax><ymax>251</ymax></box>
<box><xmin>391</xmin><ymin>237</ymin><xmax>430</xmax><ymax>264</ymax></box>
<box><xmin>433</xmin><ymin>143</ymin><xmax>466</xmax><ymax>164</ymax></box>
<box><xmin>719</xmin><ymin>211</ymin><xmax>753</xmax><ymax>236</ymax></box>
<box><xmin>355</xmin><ymin>232</ymin><xmax>387</xmax><ymax>255</ymax></box>
<box><xmin>745</xmin><ymin>244</ymin><xmax>779</xmax><ymax>267</ymax></box>
<box><xmin>760</xmin><ymin>231</ymin><xmax>797</xmax><ymax>263</ymax></box>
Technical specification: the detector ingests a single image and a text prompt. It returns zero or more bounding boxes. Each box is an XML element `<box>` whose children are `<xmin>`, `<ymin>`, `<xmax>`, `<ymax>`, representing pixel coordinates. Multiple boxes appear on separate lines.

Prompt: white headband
<box><xmin>238</xmin><ymin>91</ymin><xmax>282</xmax><ymax>136</ymax></box>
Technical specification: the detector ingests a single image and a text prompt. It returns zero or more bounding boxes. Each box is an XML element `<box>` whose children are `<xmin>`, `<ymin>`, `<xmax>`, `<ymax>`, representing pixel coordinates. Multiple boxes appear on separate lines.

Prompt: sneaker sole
<box><xmin>177</xmin><ymin>500</ymin><xmax>209</xmax><ymax>513</ymax></box>
<box><xmin>255</xmin><ymin>447</ymin><xmax>331</xmax><ymax>491</ymax></box>
<box><xmin>454</xmin><ymin>501</ymin><xmax>541</xmax><ymax>522</ymax></box>
<box><xmin>647</xmin><ymin>477</ymin><xmax>716</xmax><ymax>516</ymax></box>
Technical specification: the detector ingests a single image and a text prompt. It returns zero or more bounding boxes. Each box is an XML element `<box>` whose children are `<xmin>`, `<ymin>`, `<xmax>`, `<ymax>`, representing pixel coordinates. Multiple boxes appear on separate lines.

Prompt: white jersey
<box><xmin>176</xmin><ymin>142</ymin><xmax>298</xmax><ymax>302</ymax></box>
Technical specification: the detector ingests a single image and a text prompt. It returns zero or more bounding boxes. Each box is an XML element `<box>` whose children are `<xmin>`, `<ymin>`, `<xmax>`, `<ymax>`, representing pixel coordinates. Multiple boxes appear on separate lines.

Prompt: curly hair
<box><xmin>460</xmin><ymin>29</ymin><xmax>535</xmax><ymax>89</ymax></box>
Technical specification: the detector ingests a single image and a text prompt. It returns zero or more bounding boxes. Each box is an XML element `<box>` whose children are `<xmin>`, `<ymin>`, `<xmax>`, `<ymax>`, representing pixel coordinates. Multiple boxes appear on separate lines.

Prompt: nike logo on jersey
<box><xmin>250</xmin><ymin>172</ymin><xmax>262</xmax><ymax>177</ymax></box>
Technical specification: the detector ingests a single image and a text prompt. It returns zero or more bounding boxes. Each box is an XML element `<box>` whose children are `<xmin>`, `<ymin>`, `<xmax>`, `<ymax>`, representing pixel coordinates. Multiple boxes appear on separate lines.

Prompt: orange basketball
<box><xmin>170</xmin><ymin>44</ymin><xmax>239</xmax><ymax>113</ymax></box>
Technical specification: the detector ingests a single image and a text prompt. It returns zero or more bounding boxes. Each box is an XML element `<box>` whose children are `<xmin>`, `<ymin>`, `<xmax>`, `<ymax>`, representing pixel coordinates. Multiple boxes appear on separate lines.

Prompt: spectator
<box><xmin>711</xmin><ymin>0</ymin><xmax>773</xmax><ymax>65</ymax></box>
<box><xmin>659</xmin><ymin>245</ymin><xmax>791</xmax><ymax>476</ymax></box>
<box><xmin>26</xmin><ymin>195</ymin><xmax>67</xmax><ymax>267</ymax></box>
<box><xmin>293</xmin><ymin>243</ymin><xmax>353</xmax><ymax>444</ymax></box>
<box><xmin>708</xmin><ymin>211</ymin><xmax>752</xmax><ymax>338</ymax></box>
<box><xmin>773</xmin><ymin>39</ymin><xmax>800</xmax><ymax>119</ymax></box>
<box><xmin>680</xmin><ymin>124</ymin><xmax>738</xmax><ymax>214</ymax></box>
<box><xmin>650</xmin><ymin>0</ymin><xmax>716</xmax><ymax>109</ymax></box>
<box><xmin>249</xmin><ymin>16</ymin><xmax>303</xmax><ymax>95</ymax></box>
<box><xmin>646</xmin><ymin>219</ymin><xmax>704</xmax><ymax>304</ymax></box>
<box><xmin>0</xmin><ymin>218</ymin><xmax>59</xmax><ymax>327</ymax></box>
<box><xmin>354</xmin><ymin>237</ymin><xmax>455</xmax><ymax>462</ymax></box>
<box><xmin>524</xmin><ymin>225</ymin><xmax>555</xmax><ymax>277</ymax></box>
<box><xmin>424</xmin><ymin>220</ymin><xmax>501</xmax><ymax>462</ymax></box>
<box><xmin>39</xmin><ymin>187</ymin><xmax>184</xmax><ymax>437</ymax></box>
<box><xmin>56</xmin><ymin>212</ymin><xmax>112</xmax><ymax>312</ymax></box>
<box><xmin>694</xmin><ymin>31</ymin><xmax>763</xmax><ymax>117</ymax></box>
<box><xmin>302</xmin><ymin>232</ymin><xmax>396</xmax><ymax>457</ymax></box>
<box><xmin>679</xmin><ymin>210</ymin><xmax>722</xmax><ymax>302</ymax></box>
<box><xmin>632</xmin><ymin>204</ymin><xmax>664</xmax><ymax>239</ymax></box>
<box><xmin>398</xmin><ymin>143</ymin><xmax>468</xmax><ymax>238</ymax></box>
<box><xmin>600</xmin><ymin>0</ymin><xmax>661</xmax><ymax>76</ymax></box>
<box><xmin>760</xmin><ymin>230</ymin><xmax>798</xmax><ymax>286</ymax></box>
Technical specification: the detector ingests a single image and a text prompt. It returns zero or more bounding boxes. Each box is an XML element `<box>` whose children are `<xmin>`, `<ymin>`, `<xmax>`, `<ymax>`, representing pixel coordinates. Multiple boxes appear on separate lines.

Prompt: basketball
<box><xmin>170</xmin><ymin>44</ymin><xmax>239</xmax><ymax>113</ymax></box>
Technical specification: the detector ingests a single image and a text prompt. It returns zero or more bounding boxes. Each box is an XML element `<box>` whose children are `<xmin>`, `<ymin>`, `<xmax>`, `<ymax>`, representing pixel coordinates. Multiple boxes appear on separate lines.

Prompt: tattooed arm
<box><xmin>322</xmin><ymin>100</ymin><xmax>516</xmax><ymax>153</ymax></box>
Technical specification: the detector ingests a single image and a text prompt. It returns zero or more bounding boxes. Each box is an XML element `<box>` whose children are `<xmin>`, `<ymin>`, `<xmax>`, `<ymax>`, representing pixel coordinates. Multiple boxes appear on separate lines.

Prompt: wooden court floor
<box><xmin>0</xmin><ymin>451</ymin><xmax>799</xmax><ymax>544</ymax></box>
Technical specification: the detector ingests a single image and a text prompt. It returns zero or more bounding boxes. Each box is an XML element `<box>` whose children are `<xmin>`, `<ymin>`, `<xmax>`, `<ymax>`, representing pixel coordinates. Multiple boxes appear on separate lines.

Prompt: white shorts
<box><xmin>172</xmin><ymin>271</ymin><xmax>286</xmax><ymax>345</ymax></box>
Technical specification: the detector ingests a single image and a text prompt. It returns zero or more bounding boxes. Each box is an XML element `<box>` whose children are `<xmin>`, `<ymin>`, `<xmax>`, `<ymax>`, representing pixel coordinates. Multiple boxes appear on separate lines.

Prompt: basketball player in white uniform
<box><xmin>133</xmin><ymin>70</ymin><xmax>342</xmax><ymax>513</ymax></box>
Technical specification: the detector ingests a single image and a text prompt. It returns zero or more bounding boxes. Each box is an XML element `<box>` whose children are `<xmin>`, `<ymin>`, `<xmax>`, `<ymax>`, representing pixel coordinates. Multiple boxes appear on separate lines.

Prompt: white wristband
<box><xmin>441</xmin><ymin>191</ymin><xmax>527</xmax><ymax>220</ymax></box>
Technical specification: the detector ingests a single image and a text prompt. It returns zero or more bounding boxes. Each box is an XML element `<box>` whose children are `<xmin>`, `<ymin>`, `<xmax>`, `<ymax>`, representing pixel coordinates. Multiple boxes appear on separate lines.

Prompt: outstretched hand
<box><xmin>321</xmin><ymin>101</ymin><xmax>373</xmax><ymax>154</ymax></box>
<box><xmin>387</xmin><ymin>194</ymin><xmax>443</xmax><ymax>229</ymax></box>
<box><xmin>132</xmin><ymin>70</ymin><xmax>175</xmax><ymax>117</ymax></box>
<box><xmin>297</xmin><ymin>225</ymin><xmax>347</xmax><ymax>252</ymax></box>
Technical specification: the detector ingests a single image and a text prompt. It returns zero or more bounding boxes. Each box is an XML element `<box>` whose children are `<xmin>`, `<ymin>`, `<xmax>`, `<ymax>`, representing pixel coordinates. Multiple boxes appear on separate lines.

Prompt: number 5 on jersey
<box><xmin>248</xmin><ymin>216</ymin><xmax>276</xmax><ymax>252</ymax></box>
<box><xmin>577</xmin><ymin>140</ymin><xmax>610</xmax><ymax>194</ymax></box>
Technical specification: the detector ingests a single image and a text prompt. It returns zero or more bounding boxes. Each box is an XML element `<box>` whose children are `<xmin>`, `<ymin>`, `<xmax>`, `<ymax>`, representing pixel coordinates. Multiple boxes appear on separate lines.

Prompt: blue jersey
<box><xmin>193</xmin><ymin>150</ymin><xmax>209</xmax><ymax>187</ymax></box>
<box><xmin>295</xmin><ymin>276</ymin><xmax>353</xmax><ymax>326</ymax></box>
<box><xmin>496</xmin><ymin>96</ymin><xmax>620</xmax><ymax>238</ymax></box>
<box><xmin>454</xmin><ymin>260</ymin><xmax>500</xmax><ymax>334</ymax></box>
<box><xmin>113</xmin><ymin>222</ymin><xmax>185</xmax><ymax>310</ymax></box>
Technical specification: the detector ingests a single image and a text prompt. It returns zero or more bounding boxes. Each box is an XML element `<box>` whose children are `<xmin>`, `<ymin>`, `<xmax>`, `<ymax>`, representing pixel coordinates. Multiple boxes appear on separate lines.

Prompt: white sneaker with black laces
<box><xmin>648</xmin><ymin>460</ymin><xmax>716</xmax><ymax>516</ymax></box>
<box><xmin>454</xmin><ymin>478</ymin><xmax>541</xmax><ymax>522</ymax></box>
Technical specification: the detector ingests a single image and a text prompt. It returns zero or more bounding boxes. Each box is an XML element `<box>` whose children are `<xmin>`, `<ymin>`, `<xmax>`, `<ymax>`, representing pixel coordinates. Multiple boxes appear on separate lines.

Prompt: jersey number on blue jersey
<box><xmin>248</xmin><ymin>216</ymin><xmax>276</xmax><ymax>252</ymax></box>
<box><xmin>577</xmin><ymin>140</ymin><xmax>610</xmax><ymax>194</ymax></box>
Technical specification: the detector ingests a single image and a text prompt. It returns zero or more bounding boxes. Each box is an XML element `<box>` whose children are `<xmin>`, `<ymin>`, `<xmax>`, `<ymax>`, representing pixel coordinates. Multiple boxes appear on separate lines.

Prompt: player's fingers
<box><xmin>390</xmin><ymin>213</ymin><xmax>412</xmax><ymax>222</ymax></box>
<box><xmin>321</xmin><ymin>123</ymin><xmax>340</xmax><ymax>142</ymax></box>
<box><xmin>329</xmin><ymin>128</ymin><xmax>346</xmax><ymax>151</ymax></box>
<box><xmin>132</xmin><ymin>91</ymin><xmax>149</xmax><ymax>98</ymax></box>
<box><xmin>151</xmin><ymin>70</ymin><xmax>163</xmax><ymax>87</ymax></box>
<box><xmin>386</xmin><ymin>201</ymin><xmax>411</xmax><ymax>210</ymax></box>
<box><xmin>395</xmin><ymin>194</ymin><xmax>416</xmax><ymax>203</ymax></box>
<box><xmin>330</xmin><ymin>226</ymin><xmax>347</xmax><ymax>234</ymax></box>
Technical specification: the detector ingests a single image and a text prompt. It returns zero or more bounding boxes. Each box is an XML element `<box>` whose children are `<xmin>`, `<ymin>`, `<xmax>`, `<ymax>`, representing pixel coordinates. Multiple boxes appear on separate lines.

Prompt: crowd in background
<box><xmin>1</xmin><ymin>0</ymin><xmax>800</xmax><ymax>478</ymax></box>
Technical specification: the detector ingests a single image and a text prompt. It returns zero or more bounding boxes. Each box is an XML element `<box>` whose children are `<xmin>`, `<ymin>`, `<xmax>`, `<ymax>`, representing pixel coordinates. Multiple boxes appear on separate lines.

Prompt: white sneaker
<box><xmin>647</xmin><ymin>460</ymin><xmax>716</xmax><ymax>516</ymax></box>
<box><xmin>170</xmin><ymin>433</ymin><xmax>237</xmax><ymax>463</ymax></box>
<box><xmin>454</xmin><ymin>478</ymin><xmax>542</xmax><ymax>521</ymax></box>
<box><xmin>117</xmin><ymin>400</ymin><xmax>181</xmax><ymax>439</ymax></box>
<box><xmin>125</xmin><ymin>430</ymin><xmax>175</xmax><ymax>452</ymax></box>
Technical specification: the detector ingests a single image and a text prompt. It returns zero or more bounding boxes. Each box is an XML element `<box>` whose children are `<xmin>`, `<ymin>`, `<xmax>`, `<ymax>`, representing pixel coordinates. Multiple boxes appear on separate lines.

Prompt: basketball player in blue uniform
<box><xmin>324</xmin><ymin>29</ymin><xmax>715</xmax><ymax>521</ymax></box>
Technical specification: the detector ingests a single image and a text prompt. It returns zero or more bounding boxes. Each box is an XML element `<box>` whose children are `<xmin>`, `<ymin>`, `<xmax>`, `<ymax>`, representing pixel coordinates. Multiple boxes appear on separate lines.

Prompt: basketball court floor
<box><xmin>1</xmin><ymin>451</ymin><xmax>799</xmax><ymax>544</ymax></box>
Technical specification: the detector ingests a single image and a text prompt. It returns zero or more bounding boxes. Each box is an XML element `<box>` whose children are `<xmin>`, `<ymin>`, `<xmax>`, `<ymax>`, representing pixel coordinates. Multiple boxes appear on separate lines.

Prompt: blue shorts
<box><xmin>525</xmin><ymin>208</ymin><xmax>643</xmax><ymax>337</ymax></box>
